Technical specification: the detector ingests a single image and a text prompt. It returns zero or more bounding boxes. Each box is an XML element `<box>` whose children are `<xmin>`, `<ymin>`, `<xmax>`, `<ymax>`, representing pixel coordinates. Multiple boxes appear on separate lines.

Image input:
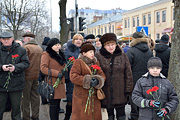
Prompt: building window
<box><xmin>133</xmin><ymin>18</ymin><xmax>135</xmax><ymax>27</ymax></box>
<box><xmin>143</xmin><ymin>15</ymin><xmax>146</xmax><ymax>25</ymax></box>
<box><xmin>112</xmin><ymin>25</ymin><xmax>114</xmax><ymax>33</ymax></box>
<box><xmin>128</xmin><ymin>19</ymin><xmax>130</xmax><ymax>28</ymax></box>
<box><xmin>98</xmin><ymin>28</ymin><xmax>100</xmax><ymax>35</ymax></box>
<box><xmin>101</xmin><ymin>28</ymin><xmax>103</xmax><ymax>34</ymax></box>
<box><xmin>95</xmin><ymin>29</ymin><xmax>96</xmax><ymax>35</ymax></box>
<box><xmin>109</xmin><ymin>26</ymin><xmax>111</xmax><ymax>33</ymax></box>
<box><xmin>156</xmin><ymin>12</ymin><xmax>160</xmax><ymax>23</ymax></box>
<box><xmin>173</xmin><ymin>8</ymin><xmax>175</xmax><ymax>20</ymax></box>
<box><xmin>156</xmin><ymin>33</ymin><xmax>160</xmax><ymax>39</ymax></box>
<box><xmin>162</xmin><ymin>10</ymin><xmax>166</xmax><ymax>22</ymax></box>
<box><xmin>125</xmin><ymin>20</ymin><xmax>127</xmax><ymax>28</ymax></box>
<box><xmin>105</xmin><ymin>27</ymin><xmax>107</xmax><ymax>33</ymax></box>
<box><xmin>137</xmin><ymin>17</ymin><xmax>139</xmax><ymax>26</ymax></box>
<box><xmin>148</xmin><ymin>14</ymin><xmax>151</xmax><ymax>24</ymax></box>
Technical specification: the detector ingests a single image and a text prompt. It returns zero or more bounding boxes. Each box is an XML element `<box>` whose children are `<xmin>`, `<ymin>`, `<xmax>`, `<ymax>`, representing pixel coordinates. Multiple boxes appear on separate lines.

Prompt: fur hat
<box><xmin>132</xmin><ymin>32</ymin><xmax>144</xmax><ymax>39</ymax></box>
<box><xmin>42</xmin><ymin>37</ymin><xmax>50</xmax><ymax>45</ymax></box>
<box><xmin>100</xmin><ymin>33</ymin><xmax>117</xmax><ymax>46</ymax></box>
<box><xmin>160</xmin><ymin>34</ymin><xmax>169</xmax><ymax>43</ymax></box>
<box><xmin>84</xmin><ymin>34</ymin><xmax>95</xmax><ymax>40</ymax></box>
<box><xmin>80</xmin><ymin>41</ymin><xmax>95</xmax><ymax>53</ymax></box>
<box><xmin>0</xmin><ymin>32</ymin><xmax>13</xmax><ymax>38</ymax></box>
<box><xmin>47</xmin><ymin>38</ymin><xmax>61</xmax><ymax>48</ymax></box>
<box><xmin>22</xmin><ymin>32</ymin><xmax>35</xmax><ymax>38</ymax></box>
<box><xmin>147</xmin><ymin>57</ymin><xmax>162</xmax><ymax>69</ymax></box>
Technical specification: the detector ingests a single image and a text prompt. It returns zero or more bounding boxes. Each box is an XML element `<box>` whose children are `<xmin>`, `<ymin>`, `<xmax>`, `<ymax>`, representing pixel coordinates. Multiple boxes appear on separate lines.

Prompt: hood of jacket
<box><xmin>24</xmin><ymin>40</ymin><xmax>38</xmax><ymax>45</ymax></box>
<box><xmin>130</xmin><ymin>38</ymin><xmax>149</xmax><ymax>52</ymax></box>
<box><xmin>46</xmin><ymin>46</ymin><xmax>66</xmax><ymax>65</ymax></box>
<box><xmin>154</xmin><ymin>43</ymin><xmax>169</xmax><ymax>53</ymax></box>
<box><xmin>67</xmin><ymin>40</ymin><xmax>80</xmax><ymax>52</ymax></box>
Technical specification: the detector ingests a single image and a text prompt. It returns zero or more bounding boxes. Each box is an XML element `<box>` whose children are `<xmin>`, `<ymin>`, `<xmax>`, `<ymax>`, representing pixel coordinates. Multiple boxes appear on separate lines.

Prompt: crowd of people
<box><xmin>0</xmin><ymin>31</ymin><xmax>179</xmax><ymax>120</ymax></box>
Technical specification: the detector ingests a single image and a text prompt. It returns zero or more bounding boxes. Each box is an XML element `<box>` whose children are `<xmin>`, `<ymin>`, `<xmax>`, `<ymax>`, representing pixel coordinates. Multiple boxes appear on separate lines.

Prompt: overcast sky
<box><xmin>49</xmin><ymin>0</ymin><xmax>159</xmax><ymax>31</ymax></box>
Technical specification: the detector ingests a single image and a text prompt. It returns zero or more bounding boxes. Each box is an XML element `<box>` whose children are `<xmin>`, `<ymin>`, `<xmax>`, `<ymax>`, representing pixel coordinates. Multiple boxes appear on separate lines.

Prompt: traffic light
<box><xmin>67</xmin><ymin>17</ymin><xmax>74</xmax><ymax>31</ymax></box>
<box><xmin>79</xmin><ymin>17</ymin><xmax>86</xmax><ymax>31</ymax></box>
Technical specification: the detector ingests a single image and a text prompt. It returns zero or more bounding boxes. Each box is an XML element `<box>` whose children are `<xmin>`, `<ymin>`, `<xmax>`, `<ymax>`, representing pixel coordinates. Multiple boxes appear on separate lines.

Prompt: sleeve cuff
<box><xmin>165</xmin><ymin>106</ymin><xmax>171</xmax><ymax>113</ymax></box>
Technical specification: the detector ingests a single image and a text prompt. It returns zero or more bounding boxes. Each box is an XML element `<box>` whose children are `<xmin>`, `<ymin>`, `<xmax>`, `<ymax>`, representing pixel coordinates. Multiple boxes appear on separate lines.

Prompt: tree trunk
<box><xmin>59</xmin><ymin>0</ymin><xmax>70</xmax><ymax>43</ymax></box>
<box><xmin>168</xmin><ymin>1</ymin><xmax>180</xmax><ymax>120</ymax></box>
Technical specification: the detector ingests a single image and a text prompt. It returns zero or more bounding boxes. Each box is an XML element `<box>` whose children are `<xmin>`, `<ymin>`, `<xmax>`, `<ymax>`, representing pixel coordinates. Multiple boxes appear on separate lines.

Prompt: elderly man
<box><xmin>0</xmin><ymin>31</ymin><xmax>30</xmax><ymax>120</ymax></box>
<box><xmin>21</xmin><ymin>33</ymin><xmax>43</xmax><ymax>120</ymax></box>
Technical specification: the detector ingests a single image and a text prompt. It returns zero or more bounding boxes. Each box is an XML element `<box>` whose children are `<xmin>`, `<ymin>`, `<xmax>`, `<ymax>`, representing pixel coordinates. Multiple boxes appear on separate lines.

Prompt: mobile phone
<box><xmin>6</xmin><ymin>65</ymin><xmax>12</xmax><ymax>68</ymax></box>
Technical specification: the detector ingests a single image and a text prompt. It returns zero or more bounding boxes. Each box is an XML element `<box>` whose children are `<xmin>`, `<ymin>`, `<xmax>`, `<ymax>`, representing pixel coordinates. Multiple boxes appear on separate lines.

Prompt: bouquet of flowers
<box><xmin>85</xmin><ymin>65</ymin><xmax>100</xmax><ymax>117</ymax></box>
<box><xmin>3</xmin><ymin>54</ymin><xmax>19</xmax><ymax>89</ymax></box>
<box><xmin>147</xmin><ymin>86</ymin><xmax>169</xmax><ymax>120</ymax></box>
<box><xmin>53</xmin><ymin>56</ymin><xmax>75</xmax><ymax>88</ymax></box>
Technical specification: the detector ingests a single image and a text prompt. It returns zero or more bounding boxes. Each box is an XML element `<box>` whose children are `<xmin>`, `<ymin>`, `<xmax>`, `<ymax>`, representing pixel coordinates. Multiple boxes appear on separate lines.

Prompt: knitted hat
<box><xmin>160</xmin><ymin>34</ymin><xmax>169</xmax><ymax>43</ymax></box>
<box><xmin>132</xmin><ymin>32</ymin><xmax>144</xmax><ymax>39</ymax></box>
<box><xmin>80</xmin><ymin>41</ymin><xmax>95</xmax><ymax>53</ymax></box>
<box><xmin>147</xmin><ymin>57</ymin><xmax>162</xmax><ymax>69</ymax></box>
<box><xmin>47</xmin><ymin>38</ymin><xmax>61</xmax><ymax>48</ymax></box>
<box><xmin>22</xmin><ymin>32</ymin><xmax>35</xmax><ymax>38</ymax></box>
<box><xmin>96</xmin><ymin>35</ymin><xmax>102</xmax><ymax>38</ymax></box>
<box><xmin>99</xmin><ymin>33</ymin><xmax>117</xmax><ymax>46</ymax></box>
<box><xmin>42</xmin><ymin>37</ymin><xmax>50</xmax><ymax>45</ymax></box>
<box><xmin>1</xmin><ymin>32</ymin><xmax>13</xmax><ymax>38</ymax></box>
<box><xmin>84</xmin><ymin>34</ymin><xmax>95</xmax><ymax>40</ymax></box>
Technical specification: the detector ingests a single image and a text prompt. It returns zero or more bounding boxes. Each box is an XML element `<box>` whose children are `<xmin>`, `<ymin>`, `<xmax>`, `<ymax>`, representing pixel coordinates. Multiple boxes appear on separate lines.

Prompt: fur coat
<box><xmin>70</xmin><ymin>54</ymin><xmax>106</xmax><ymax>120</ymax></box>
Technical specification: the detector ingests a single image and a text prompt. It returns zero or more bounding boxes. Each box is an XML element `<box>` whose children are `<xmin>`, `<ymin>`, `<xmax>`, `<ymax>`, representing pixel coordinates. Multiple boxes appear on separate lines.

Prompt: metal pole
<box><xmin>49</xmin><ymin>0</ymin><xmax>52</xmax><ymax>34</ymax></box>
<box><xmin>0</xmin><ymin>2</ymin><xmax>2</xmax><ymax>33</ymax></box>
<box><xmin>75</xmin><ymin>0</ymin><xmax>77</xmax><ymax>33</ymax></box>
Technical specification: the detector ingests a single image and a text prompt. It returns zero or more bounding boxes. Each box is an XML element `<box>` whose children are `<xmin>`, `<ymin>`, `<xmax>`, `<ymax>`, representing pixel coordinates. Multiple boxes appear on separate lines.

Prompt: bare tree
<box><xmin>58</xmin><ymin>0</ymin><xmax>71</xmax><ymax>43</ymax></box>
<box><xmin>168</xmin><ymin>0</ymin><xmax>180</xmax><ymax>119</ymax></box>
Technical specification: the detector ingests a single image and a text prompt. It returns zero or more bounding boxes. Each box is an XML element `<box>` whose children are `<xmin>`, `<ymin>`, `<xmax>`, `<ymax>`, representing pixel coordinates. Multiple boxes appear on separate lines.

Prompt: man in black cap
<box><xmin>0</xmin><ymin>31</ymin><xmax>30</xmax><ymax>120</ymax></box>
<box><xmin>84</xmin><ymin>34</ymin><xmax>95</xmax><ymax>45</ymax></box>
<box><xmin>154</xmin><ymin>34</ymin><xmax>171</xmax><ymax>77</ymax></box>
<box><xmin>21</xmin><ymin>32</ymin><xmax>43</xmax><ymax>120</ymax></box>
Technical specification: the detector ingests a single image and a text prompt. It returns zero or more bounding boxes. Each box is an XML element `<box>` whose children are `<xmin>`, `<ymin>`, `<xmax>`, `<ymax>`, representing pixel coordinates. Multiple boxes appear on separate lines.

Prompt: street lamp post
<box><xmin>75</xmin><ymin>0</ymin><xmax>77</xmax><ymax>33</ymax></box>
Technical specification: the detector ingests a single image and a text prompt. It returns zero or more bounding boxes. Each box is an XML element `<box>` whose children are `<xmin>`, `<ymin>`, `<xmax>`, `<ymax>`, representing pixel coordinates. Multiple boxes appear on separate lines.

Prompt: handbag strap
<box><xmin>79</xmin><ymin>59</ymin><xmax>93</xmax><ymax>76</ymax></box>
<box><xmin>46</xmin><ymin>68</ymin><xmax>52</xmax><ymax>85</ymax></box>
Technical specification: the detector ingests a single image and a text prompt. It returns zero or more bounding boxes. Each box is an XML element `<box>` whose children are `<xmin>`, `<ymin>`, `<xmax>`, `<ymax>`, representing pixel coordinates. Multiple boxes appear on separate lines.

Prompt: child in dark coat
<box><xmin>132</xmin><ymin>57</ymin><xmax>179</xmax><ymax>120</ymax></box>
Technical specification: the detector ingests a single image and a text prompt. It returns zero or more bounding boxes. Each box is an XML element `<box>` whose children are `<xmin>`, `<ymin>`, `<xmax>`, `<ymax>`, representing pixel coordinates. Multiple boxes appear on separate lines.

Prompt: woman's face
<box><xmin>52</xmin><ymin>43</ymin><xmax>61</xmax><ymax>52</ymax></box>
<box><xmin>74</xmin><ymin>36</ymin><xmax>83</xmax><ymax>47</ymax></box>
<box><xmin>95</xmin><ymin>38</ymin><xmax>102</xmax><ymax>47</ymax></box>
<box><xmin>104</xmin><ymin>42</ymin><xmax>116</xmax><ymax>54</ymax></box>
<box><xmin>83</xmin><ymin>50</ymin><xmax>94</xmax><ymax>59</ymax></box>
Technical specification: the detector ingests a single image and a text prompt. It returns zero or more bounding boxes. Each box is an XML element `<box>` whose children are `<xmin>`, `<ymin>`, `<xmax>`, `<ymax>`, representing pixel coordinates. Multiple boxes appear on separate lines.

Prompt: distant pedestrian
<box><xmin>126</xmin><ymin>31</ymin><xmax>153</xmax><ymax>120</ymax></box>
<box><xmin>95</xmin><ymin>35</ymin><xmax>102</xmax><ymax>53</ymax></box>
<box><xmin>84</xmin><ymin>34</ymin><xmax>95</xmax><ymax>45</ymax></box>
<box><xmin>41</xmin><ymin>38</ymin><xmax>66</xmax><ymax>120</ymax></box>
<box><xmin>70</xmin><ymin>41</ymin><xmax>106</xmax><ymax>120</ymax></box>
<box><xmin>21</xmin><ymin>32</ymin><xmax>43</xmax><ymax>120</ymax></box>
<box><xmin>95</xmin><ymin>33</ymin><xmax>133</xmax><ymax>120</ymax></box>
<box><xmin>63</xmin><ymin>34</ymin><xmax>83</xmax><ymax>120</ymax></box>
<box><xmin>154</xmin><ymin>34</ymin><xmax>170</xmax><ymax>77</ymax></box>
<box><xmin>132</xmin><ymin>57</ymin><xmax>179</xmax><ymax>120</ymax></box>
<box><xmin>0</xmin><ymin>31</ymin><xmax>30</xmax><ymax>120</ymax></box>
<box><xmin>123</xmin><ymin>43</ymin><xmax>130</xmax><ymax>53</ymax></box>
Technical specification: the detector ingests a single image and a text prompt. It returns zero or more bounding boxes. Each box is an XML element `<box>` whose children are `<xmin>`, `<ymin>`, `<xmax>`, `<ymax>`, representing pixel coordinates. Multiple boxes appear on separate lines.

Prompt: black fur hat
<box><xmin>47</xmin><ymin>38</ymin><xmax>61</xmax><ymax>48</ymax></box>
<box><xmin>80</xmin><ymin>41</ymin><xmax>95</xmax><ymax>53</ymax></box>
<box><xmin>147</xmin><ymin>57</ymin><xmax>162</xmax><ymax>69</ymax></box>
<box><xmin>99</xmin><ymin>33</ymin><xmax>117</xmax><ymax>46</ymax></box>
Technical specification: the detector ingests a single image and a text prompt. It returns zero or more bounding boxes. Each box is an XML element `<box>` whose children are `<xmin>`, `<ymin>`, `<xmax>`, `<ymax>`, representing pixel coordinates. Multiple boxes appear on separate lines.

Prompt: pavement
<box><xmin>3</xmin><ymin>99</ymin><xmax>131</xmax><ymax>120</ymax></box>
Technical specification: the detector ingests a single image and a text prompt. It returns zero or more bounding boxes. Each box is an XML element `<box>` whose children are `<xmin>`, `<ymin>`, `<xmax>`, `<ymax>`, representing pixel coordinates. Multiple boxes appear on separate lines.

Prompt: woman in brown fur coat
<box><xmin>70</xmin><ymin>41</ymin><xmax>106</xmax><ymax>120</ymax></box>
<box><xmin>95</xmin><ymin>33</ymin><xmax>133</xmax><ymax>120</ymax></box>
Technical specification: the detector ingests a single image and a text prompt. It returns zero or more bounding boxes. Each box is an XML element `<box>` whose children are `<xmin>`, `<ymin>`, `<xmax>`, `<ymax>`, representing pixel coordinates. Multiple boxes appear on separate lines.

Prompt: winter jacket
<box><xmin>23</xmin><ymin>40</ymin><xmax>43</xmax><ymax>80</ymax></box>
<box><xmin>40</xmin><ymin>46</ymin><xmax>66</xmax><ymax>99</ymax></box>
<box><xmin>0</xmin><ymin>42</ymin><xmax>30</xmax><ymax>92</ymax></box>
<box><xmin>70</xmin><ymin>54</ymin><xmax>105</xmax><ymax>120</ymax></box>
<box><xmin>126</xmin><ymin>38</ymin><xmax>153</xmax><ymax>85</ymax></box>
<box><xmin>95</xmin><ymin>46</ymin><xmax>133</xmax><ymax>109</ymax></box>
<box><xmin>132</xmin><ymin>72</ymin><xmax>179</xmax><ymax>120</ymax></box>
<box><xmin>123</xmin><ymin>45</ymin><xmax>130</xmax><ymax>53</ymax></box>
<box><xmin>154</xmin><ymin>43</ymin><xmax>171</xmax><ymax>77</ymax></box>
<box><xmin>64</xmin><ymin>41</ymin><xmax>81</xmax><ymax>102</ymax></box>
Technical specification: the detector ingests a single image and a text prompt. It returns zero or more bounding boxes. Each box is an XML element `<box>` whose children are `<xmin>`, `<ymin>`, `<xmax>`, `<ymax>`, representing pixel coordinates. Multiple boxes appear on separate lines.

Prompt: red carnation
<box><xmin>91</xmin><ymin>65</ymin><xmax>100</xmax><ymax>70</ymax></box>
<box><xmin>12</xmin><ymin>54</ymin><xmax>19</xmax><ymax>58</ymax></box>
<box><xmin>147</xmin><ymin>89</ymin><xmax>153</xmax><ymax>94</ymax></box>
<box><xmin>68</xmin><ymin>56</ymin><xmax>75</xmax><ymax>62</ymax></box>
<box><xmin>152</xmin><ymin>86</ymin><xmax>159</xmax><ymax>92</ymax></box>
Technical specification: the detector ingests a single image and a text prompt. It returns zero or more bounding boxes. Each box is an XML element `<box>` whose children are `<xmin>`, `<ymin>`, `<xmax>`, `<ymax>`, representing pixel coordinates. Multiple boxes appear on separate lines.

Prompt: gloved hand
<box><xmin>58</xmin><ymin>73</ymin><xmax>63</xmax><ymax>80</ymax></box>
<box><xmin>149</xmin><ymin>100</ymin><xmax>160</xmax><ymax>108</ymax></box>
<box><xmin>90</xmin><ymin>77</ymin><xmax>99</xmax><ymax>87</ymax></box>
<box><xmin>157</xmin><ymin>108</ymin><xmax>168</xmax><ymax>117</ymax></box>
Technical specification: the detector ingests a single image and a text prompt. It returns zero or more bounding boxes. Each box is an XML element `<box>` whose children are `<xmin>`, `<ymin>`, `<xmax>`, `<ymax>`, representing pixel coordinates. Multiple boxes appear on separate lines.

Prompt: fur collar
<box><xmin>130</xmin><ymin>38</ymin><xmax>149</xmax><ymax>47</ymax></box>
<box><xmin>143</xmin><ymin>72</ymin><xmax>166</xmax><ymax>79</ymax></box>
<box><xmin>100</xmin><ymin>45</ymin><xmax>122</xmax><ymax>58</ymax></box>
<box><xmin>78</xmin><ymin>53</ymin><xmax>97</xmax><ymax>65</ymax></box>
<box><xmin>24</xmin><ymin>40</ymin><xmax>38</xmax><ymax>45</ymax></box>
<box><xmin>46</xmin><ymin>46</ymin><xmax>66</xmax><ymax>65</ymax></box>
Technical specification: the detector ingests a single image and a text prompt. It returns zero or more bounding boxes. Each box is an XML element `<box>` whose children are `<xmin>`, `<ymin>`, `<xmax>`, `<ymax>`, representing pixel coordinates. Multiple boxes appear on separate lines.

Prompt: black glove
<box><xmin>90</xmin><ymin>77</ymin><xmax>99</xmax><ymax>87</ymax></box>
<box><xmin>58</xmin><ymin>73</ymin><xmax>63</xmax><ymax>80</ymax></box>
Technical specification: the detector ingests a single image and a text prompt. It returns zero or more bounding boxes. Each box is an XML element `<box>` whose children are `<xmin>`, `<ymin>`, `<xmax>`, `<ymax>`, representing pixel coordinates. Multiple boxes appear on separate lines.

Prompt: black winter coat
<box><xmin>64</xmin><ymin>41</ymin><xmax>81</xmax><ymax>102</ymax></box>
<box><xmin>132</xmin><ymin>73</ymin><xmax>179</xmax><ymax>120</ymax></box>
<box><xmin>154</xmin><ymin>43</ymin><xmax>170</xmax><ymax>77</ymax></box>
<box><xmin>126</xmin><ymin>38</ymin><xmax>153</xmax><ymax>85</ymax></box>
<box><xmin>0</xmin><ymin>42</ymin><xmax>30</xmax><ymax>92</ymax></box>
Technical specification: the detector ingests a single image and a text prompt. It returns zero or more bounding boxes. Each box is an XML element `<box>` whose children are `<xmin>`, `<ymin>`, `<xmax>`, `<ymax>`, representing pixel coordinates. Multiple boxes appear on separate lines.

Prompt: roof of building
<box><xmin>87</xmin><ymin>14</ymin><xmax>123</xmax><ymax>28</ymax></box>
<box><xmin>122</xmin><ymin>0</ymin><xmax>171</xmax><ymax>15</ymax></box>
